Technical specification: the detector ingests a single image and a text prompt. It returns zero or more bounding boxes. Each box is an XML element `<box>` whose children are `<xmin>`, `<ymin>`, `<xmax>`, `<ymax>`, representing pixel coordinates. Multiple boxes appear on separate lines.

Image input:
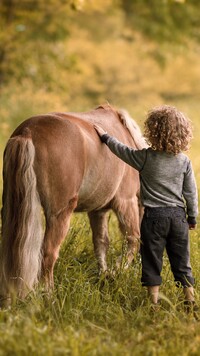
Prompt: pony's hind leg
<box><xmin>112</xmin><ymin>196</ymin><xmax>141</xmax><ymax>269</ymax></box>
<box><xmin>42</xmin><ymin>197</ymin><xmax>77</xmax><ymax>290</ymax></box>
<box><xmin>88</xmin><ymin>210</ymin><xmax>109</xmax><ymax>273</ymax></box>
<box><xmin>42</xmin><ymin>212</ymin><xmax>70</xmax><ymax>290</ymax></box>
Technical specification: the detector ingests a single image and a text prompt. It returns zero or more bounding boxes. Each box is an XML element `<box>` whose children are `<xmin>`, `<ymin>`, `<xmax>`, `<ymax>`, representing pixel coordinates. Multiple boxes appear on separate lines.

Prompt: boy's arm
<box><xmin>183</xmin><ymin>160</ymin><xmax>198</xmax><ymax>229</ymax></box>
<box><xmin>94</xmin><ymin>125</ymin><xmax>147</xmax><ymax>171</ymax></box>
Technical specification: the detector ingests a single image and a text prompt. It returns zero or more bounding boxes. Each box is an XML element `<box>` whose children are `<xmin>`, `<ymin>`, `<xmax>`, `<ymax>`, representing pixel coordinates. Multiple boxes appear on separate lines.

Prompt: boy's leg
<box><xmin>148</xmin><ymin>285</ymin><xmax>160</xmax><ymax>304</ymax></box>
<box><xmin>183</xmin><ymin>286</ymin><xmax>194</xmax><ymax>302</ymax></box>
<box><xmin>183</xmin><ymin>287</ymin><xmax>199</xmax><ymax>317</ymax></box>
<box><xmin>140</xmin><ymin>214</ymin><xmax>169</xmax><ymax>302</ymax></box>
<box><xmin>166</xmin><ymin>215</ymin><xmax>197</xmax><ymax>313</ymax></box>
<box><xmin>166</xmin><ymin>216</ymin><xmax>194</xmax><ymax>291</ymax></box>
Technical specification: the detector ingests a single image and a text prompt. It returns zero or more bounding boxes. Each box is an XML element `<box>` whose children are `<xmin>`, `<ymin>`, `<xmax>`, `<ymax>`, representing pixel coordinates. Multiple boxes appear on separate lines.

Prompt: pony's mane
<box><xmin>117</xmin><ymin>109</ymin><xmax>148</xmax><ymax>149</ymax></box>
<box><xmin>95</xmin><ymin>103</ymin><xmax>148</xmax><ymax>149</ymax></box>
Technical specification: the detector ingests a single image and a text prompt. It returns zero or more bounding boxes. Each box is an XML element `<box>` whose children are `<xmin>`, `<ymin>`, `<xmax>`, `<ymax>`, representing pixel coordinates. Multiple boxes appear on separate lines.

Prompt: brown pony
<box><xmin>0</xmin><ymin>104</ymin><xmax>147</xmax><ymax>302</ymax></box>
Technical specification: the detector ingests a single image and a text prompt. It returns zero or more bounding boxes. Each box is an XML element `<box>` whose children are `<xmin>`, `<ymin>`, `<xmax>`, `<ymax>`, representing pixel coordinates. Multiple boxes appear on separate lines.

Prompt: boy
<box><xmin>94</xmin><ymin>105</ymin><xmax>198</xmax><ymax>309</ymax></box>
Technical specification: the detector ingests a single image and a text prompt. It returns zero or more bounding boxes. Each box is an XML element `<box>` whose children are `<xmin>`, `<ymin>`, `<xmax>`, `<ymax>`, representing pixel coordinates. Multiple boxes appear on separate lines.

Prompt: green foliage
<box><xmin>0</xmin><ymin>0</ymin><xmax>75</xmax><ymax>85</ymax></box>
<box><xmin>1</xmin><ymin>0</ymin><xmax>200</xmax><ymax>89</ymax></box>
<box><xmin>120</xmin><ymin>0</ymin><xmax>200</xmax><ymax>44</ymax></box>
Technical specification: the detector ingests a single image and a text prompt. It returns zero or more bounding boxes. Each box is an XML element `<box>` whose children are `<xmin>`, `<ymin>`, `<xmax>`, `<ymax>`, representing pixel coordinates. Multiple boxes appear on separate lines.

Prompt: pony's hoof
<box><xmin>116</xmin><ymin>258</ymin><xmax>130</xmax><ymax>271</ymax></box>
<box><xmin>99</xmin><ymin>270</ymin><xmax>115</xmax><ymax>282</ymax></box>
<box><xmin>0</xmin><ymin>296</ymin><xmax>12</xmax><ymax>309</ymax></box>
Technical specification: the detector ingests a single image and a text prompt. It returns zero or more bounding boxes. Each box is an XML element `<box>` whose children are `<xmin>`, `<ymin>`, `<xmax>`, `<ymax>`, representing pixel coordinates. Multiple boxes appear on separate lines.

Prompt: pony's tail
<box><xmin>0</xmin><ymin>136</ymin><xmax>43</xmax><ymax>301</ymax></box>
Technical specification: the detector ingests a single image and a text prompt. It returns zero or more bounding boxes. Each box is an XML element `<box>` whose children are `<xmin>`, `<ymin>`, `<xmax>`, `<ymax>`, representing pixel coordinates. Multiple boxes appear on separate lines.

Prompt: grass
<box><xmin>0</xmin><ymin>213</ymin><xmax>200</xmax><ymax>355</ymax></box>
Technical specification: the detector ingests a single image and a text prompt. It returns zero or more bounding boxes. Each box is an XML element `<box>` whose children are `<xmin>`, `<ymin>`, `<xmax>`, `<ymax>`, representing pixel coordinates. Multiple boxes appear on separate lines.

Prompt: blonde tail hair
<box><xmin>0</xmin><ymin>136</ymin><xmax>43</xmax><ymax>301</ymax></box>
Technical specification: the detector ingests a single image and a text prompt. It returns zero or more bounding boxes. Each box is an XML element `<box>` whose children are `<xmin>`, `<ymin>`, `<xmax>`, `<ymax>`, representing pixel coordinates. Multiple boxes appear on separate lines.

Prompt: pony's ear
<box><xmin>95</xmin><ymin>102</ymin><xmax>112</xmax><ymax>111</ymax></box>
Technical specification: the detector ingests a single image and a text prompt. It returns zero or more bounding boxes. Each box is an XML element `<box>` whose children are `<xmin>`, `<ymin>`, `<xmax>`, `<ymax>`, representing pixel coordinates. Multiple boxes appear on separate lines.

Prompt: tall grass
<box><xmin>0</xmin><ymin>212</ymin><xmax>200</xmax><ymax>355</ymax></box>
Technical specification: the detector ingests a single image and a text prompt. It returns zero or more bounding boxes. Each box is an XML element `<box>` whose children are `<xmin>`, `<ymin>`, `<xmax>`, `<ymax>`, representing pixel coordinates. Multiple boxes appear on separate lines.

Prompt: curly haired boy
<box><xmin>94</xmin><ymin>105</ymin><xmax>198</xmax><ymax>310</ymax></box>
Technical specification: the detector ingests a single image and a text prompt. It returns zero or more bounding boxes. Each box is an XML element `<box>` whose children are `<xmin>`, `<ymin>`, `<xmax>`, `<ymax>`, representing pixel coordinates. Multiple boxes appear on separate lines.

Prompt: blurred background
<box><xmin>1</xmin><ymin>0</ymin><xmax>200</xmax><ymax>182</ymax></box>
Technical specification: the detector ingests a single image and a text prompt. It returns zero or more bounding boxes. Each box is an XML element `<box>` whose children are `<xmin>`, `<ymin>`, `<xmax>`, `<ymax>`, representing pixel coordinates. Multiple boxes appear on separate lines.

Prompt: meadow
<box><xmin>1</xmin><ymin>1</ymin><xmax>200</xmax><ymax>354</ymax></box>
<box><xmin>0</xmin><ymin>211</ymin><xmax>200</xmax><ymax>356</ymax></box>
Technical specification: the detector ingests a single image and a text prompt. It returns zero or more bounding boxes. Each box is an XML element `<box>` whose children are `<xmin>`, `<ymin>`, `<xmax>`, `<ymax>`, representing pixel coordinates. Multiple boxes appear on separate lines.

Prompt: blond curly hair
<box><xmin>144</xmin><ymin>105</ymin><xmax>193</xmax><ymax>154</ymax></box>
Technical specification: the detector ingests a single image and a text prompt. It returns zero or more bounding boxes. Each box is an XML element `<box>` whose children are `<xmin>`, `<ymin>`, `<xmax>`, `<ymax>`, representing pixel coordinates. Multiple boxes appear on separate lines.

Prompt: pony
<box><xmin>0</xmin><ymin>104</ymin><xmax>147</xmax><ymax>303</ymax></box>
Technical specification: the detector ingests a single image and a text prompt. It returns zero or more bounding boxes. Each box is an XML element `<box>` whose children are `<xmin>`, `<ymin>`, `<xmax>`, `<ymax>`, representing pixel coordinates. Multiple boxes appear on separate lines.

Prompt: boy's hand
<box><xmin>189</xmin><ymin>224</ymin><xmax>196</xmax><ymax>230</ymax></box>
<box><xmin>94</xmin><ymin>124</ymin><xmax>107</xmax><ymax>137</ymax></box>
<box><xmin>187</xmin><ymin>217</ymin><xmax>196</xmax><ymax>230</ymax></box>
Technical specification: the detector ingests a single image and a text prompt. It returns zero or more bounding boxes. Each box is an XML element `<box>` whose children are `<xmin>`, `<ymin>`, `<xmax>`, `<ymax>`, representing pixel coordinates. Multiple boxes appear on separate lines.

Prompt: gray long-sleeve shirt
<box><xmin>102</xmin><ymin>134</ymin><xmax>198</xmax><ymax>218</ymax></box>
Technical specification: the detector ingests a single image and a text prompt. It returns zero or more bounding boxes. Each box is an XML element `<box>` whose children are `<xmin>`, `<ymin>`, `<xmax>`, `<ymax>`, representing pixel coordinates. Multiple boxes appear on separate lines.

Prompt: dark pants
<box><xmin>141</xmin><ymin>207</ymin><xmax>194</xmax><ymax>287</ymax></box>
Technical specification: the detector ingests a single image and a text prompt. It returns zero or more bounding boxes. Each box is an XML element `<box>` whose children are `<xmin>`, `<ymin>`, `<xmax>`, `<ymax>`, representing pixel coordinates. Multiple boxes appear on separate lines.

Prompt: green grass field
<box><xmin>0</xmin><ymin>103</ymin><xmax>200</xmax><ymax>356</ymax></box>
<box><xmin>0</xmin><ymin>212</ymin><xmax>200</xmax><ymax>355</ymax></box>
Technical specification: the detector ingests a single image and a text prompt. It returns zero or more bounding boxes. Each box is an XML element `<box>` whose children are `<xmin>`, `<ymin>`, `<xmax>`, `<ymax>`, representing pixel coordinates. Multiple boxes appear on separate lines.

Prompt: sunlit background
<box><xmin>1</xmin><ymin>1</ymin><xmax>200</xmax><ymax>143</ymax></box>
